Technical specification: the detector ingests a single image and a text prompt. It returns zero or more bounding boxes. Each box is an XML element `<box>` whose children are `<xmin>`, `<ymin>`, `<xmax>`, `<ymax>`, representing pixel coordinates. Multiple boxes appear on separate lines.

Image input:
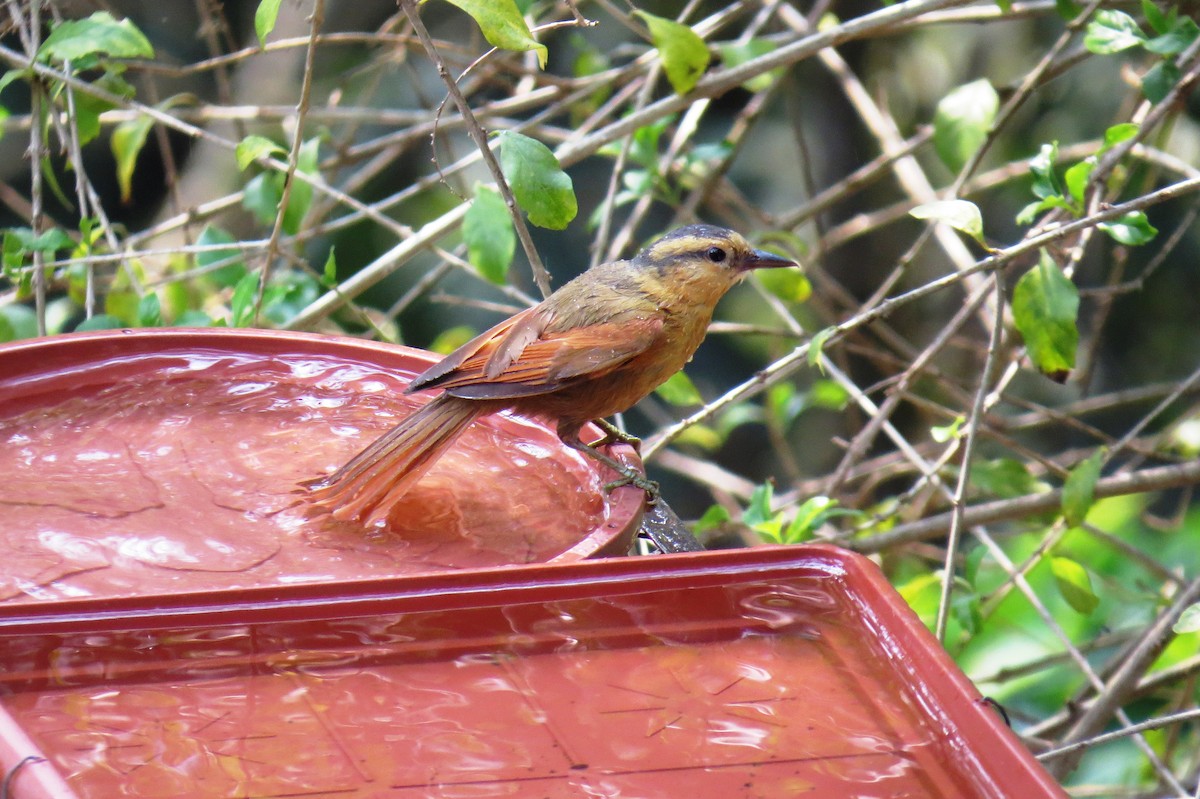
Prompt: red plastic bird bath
<box><xmin>0</xmin><ymin>329</ymin><xmax>643</xmax><ymax>606</ymax></box>
<box><xmin>0</xmin><ymin>330</ymin><xmax>1066</xmax><ymax>798</ymax></box>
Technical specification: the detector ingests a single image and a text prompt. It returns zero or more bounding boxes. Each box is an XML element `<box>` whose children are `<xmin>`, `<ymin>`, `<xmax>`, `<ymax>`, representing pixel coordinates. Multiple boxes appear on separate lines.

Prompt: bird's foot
<box><xmin>603</xmin><ymin>469</ymin><xmax>660</xmax><ymax>502</ymax></box>
<box><xmin>591</xmin><ymin>418</ymin><xmax>643</xmax><ymax>453</ymax></box>
<box><xmin>563</xmin><ymin>433</ymin><xmax>657</xmax><ymax>503</ymax></box>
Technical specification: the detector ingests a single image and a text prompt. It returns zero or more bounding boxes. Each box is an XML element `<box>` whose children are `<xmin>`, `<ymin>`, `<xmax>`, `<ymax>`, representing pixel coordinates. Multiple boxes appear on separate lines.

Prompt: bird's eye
<box><xmin>706</xmin><ymin>247</ymin><xmax>727</xmax><ymax>263</ymax></box>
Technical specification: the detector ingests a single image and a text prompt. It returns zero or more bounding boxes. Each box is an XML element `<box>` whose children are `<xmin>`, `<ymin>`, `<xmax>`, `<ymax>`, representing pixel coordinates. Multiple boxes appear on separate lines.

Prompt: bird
<box><xmin>305</xmin><ymin>224</ymin><xmax>797</xmax><ymax>526</ymax></box>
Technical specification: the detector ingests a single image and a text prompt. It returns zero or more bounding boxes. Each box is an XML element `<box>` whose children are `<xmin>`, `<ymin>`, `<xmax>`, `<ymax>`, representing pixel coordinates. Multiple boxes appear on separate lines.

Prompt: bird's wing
<box><xmin>418</xmin><ymin>315</ymin><xmax>664</xmax><ymax>401</ymax></box>
<box><xmin>405</xmin><ymin>306</ymin><xmax>545</xmax><ymax>394</ymax></box>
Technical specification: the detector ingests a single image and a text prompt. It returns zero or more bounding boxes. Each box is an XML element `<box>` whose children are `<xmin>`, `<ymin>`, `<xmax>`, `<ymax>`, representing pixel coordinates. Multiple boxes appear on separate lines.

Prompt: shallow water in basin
<box><xmin>0</xmin><ymin>353</ymin><xmax>611</xmax><ymax>602</ymax></box>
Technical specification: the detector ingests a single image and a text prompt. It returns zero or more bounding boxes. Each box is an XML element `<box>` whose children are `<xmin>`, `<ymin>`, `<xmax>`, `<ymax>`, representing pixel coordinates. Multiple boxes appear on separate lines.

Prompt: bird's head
<box><xmin>633</xmin><ymin>225</ymin><xmax>797</xmax><ymax>304</ymax></box>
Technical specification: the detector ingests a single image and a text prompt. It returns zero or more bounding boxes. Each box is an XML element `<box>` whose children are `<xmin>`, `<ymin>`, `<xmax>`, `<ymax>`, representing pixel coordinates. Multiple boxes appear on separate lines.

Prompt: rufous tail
<box><xmin>305</xmin><ymin>394</ymin><xmax>485</xmax><ymax>525</ymax></box>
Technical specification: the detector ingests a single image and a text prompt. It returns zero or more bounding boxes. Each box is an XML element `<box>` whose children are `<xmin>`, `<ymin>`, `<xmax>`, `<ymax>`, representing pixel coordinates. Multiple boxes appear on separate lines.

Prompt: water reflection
<box><xmin>0</xmin><ymin>352</ymin><xmax>622</xmax><ymax>603</ymax></box>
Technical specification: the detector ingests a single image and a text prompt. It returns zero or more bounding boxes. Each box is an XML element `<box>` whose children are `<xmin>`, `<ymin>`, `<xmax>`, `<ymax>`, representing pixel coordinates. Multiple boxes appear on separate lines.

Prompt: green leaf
<box><xmin>0</xmin><ymin>304</ymin><xmax>37</xmax><ymax>342</ymax></box>
<box><xmin>1012</xmin><ymin>250</ymin><xmax>1079</xmax><ymax>381</ymax></box>
<box><xmin>743</xmin><ymin>482</ymin><xmax>775</xmax><ymax>529</ymax></box>
<box><xmin>1100</xmin><ymin>211</ymin><xmax>1157</xmax><ymax>245</ymax></box>
<box><xmin>1174</xmin><ymin>602</ymin><xmax>1200</xmax><ymax>634</ymax></box>
<box><xmin>0</xmin><ymin>69</ymin><xmax>28</xmax><ymax>99</ymax></box>
<box><xmin>442</xmin><ymin>0</ymin><xmax>548</xmax><ymax>68</ymax></box>
<box><xmin>655</xmin><ymin>370</ymin><xmax>702</xmax><ymax>406</ymax></box>
<box><xmin>634</xmin><ymin>11</ymin><xmax>710</xmax><ymax>95</ymax></box>
<box><xmin>242</xmin><ymin>173</ymin><xmax>280</xmax><ymax>226</ymax></box>
<box><xmin>1028</xmin><ymin>142</ymin><xmax>1063</xmax><ymax>200</ymax></box>
<box><xmin>196</xmin><ymin>225</ymin><xmax>246</xmax><ymax>288</ymax></box>
<box><xmin>321</xmin><ymin>247</ymin><xmax>338</xmax><ymax>288</ymax></box>
<box><xmin>696</xmin><ymin>503</ymin><xmax>729</xmax><ymax>535</ymax></box>
<box><xmin>236</xmin><ymin>135</ymin><xmax>286</xmax><ymax>170</ymax></box>
<box><xmin>953</xmin><ymin>591</ymin><xmax>984</xmax><ymax>636</ymax></box>
<box><xmin>111</xmin><ymin>113</ymin><xmax>154</xmax><ymax>204</ymax></box>
<box><xmin>1142</xmin><ymin>60</ymin><xmax>1180</xmax><ymax>104</ymax></box>
<box><xmin>255</xmin><ymin>0</ymin><xmax>284</xmax><ymax>47</ymax></box>
<box><xmin>260</xmin><ymin>270</ymin><xmax>320</xmax><ymax>326</ymax></box>
<box><xmin>137</xmin><ymin>292</ymin><xmax>162</xmax><ymax>327</ymax></box>
<box><xmin>38</xmin><ymin>12</ymin><xmax>154</xmax><ymax>62</ymax></box>
<box><xmin>808</xmin><ymin>379</ymin><xmax>849</xmax><ymax>411</ymax></box>
<box><xmin>430</xmin><ymin>325</ymin><xmax>477</xmax><ymax>355</ymax></box>
<box><xmin>1141</xmin><ymin>0</ymin><xmax>1169</xmax><ymax>35</ymax></box>
<box><xmin>281</xmin><ymin>138</ymin><xmax>319</xmax><ymax>235</ymax></box>
<box><xmin>19</xmin><ymin>228</ymin><xmax>75</xmax><ymax>253</ymax></box>
<box><xmin>756</xmin><ymin>264</ymin><xmax>811</xmax><ymax>303</ymax></box>
<box><xmin>931</xmin><ymin>415</ymin><xmax>965</xmax><ymax>443</ymax></box>
<box><xmin>807</xmin><ymin>327</ymin><xmax>835</xmax><ymax>372</ymax></box>
<box><xmin>173</xmin><ymin>309</ymin><xmax>215</xmax><ymax>328</ymax></box>
<box><xmin>1084</xmin><ymin>10</ymin><xmax>1145</xmax><ymax>54</ymax></box>
<box><xmin>1054</xmin><ymin>0</ymin><xmax>1082</xmax><ymax>20</ymax></box>
<box><xmin>970</xmin><ymin>458</ymin><xmax>1049</xmax><ymax>499</ymax></box>
<box><xmin>75</xmin><ymin>313</ymin><xmax>125</xmax><ymax>332</ymax></box>
<box><xmin>1050</xmin><ymin>556</ymin><xmax>1100</xmax><ymax>614</ymax></box>
<box><xmin>230</xmin><ymin>271</ymin><xmax>260</xmax><ymax>327</ymax></box>
<box><xmin>495</xmin><ymin>131</ymin><xmax>577</xmax><ymax>230</ymax></box>
<box><xmin>910</xmin><ymin>200</ymin><xmax>985</xmax><ymax>245</ymax></box>
<box><xmin>783</xmin><ymin>496</ymin><xmax>838</xmax><ymax>543</ymax></box>
<box><xmin>717</xmin><ymin>39</ymin><xmax>782</xmax><ymax>92</ymax></box>
<box><xmin>71</xmin><ymin>70</ymin><xmax>135</xmax><ymax>145</ymax></box>
<box><xmin>1062</xmin><ymin>448</ymin><xmax>1104</xmax><ymax>527</ymax></box>
<box><xmin>1063</xmin><ymin>159</ymin><xmax>1094</xmax><ymax>208</ymax></box>
<box><xmin>693</xmin><ymin>504</ymin><xmax>731</xmax><ymax>535</ymax></box>
<box><xmin>1101</xmin><ymin>122</ymin><xmax>1139</xmax><ymax>152</ymax></box>
<box><xmin>463</xmin><ymin>184</ymin><xmax>515</xmax><ymax>283</ymax></box>
<box><xmin>933</xmin><ymin>79</ymin><xmax>999</xmax><ymax>173</ymax></box>
<box><xmin>1144</xmin><ymin>17</ymin><xmax>1198</xmax><ymax>54</ymax></box>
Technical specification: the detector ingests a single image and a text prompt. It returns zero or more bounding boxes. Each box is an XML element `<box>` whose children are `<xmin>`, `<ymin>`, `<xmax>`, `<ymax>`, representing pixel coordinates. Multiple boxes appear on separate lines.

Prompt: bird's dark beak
<box><xmin>743</xmin><ymin>248</ymin><xmax>798</xmax><ymax>271</ymax></box>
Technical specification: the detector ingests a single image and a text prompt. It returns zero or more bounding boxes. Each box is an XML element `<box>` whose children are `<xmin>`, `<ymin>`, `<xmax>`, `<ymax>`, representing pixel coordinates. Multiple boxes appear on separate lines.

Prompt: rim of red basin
<box><xmin>0</xmin><ymin>545</ymin><xmax>1068</xmax><ymax>798</ymax></box>
<box><xmin>0</xmin><ymin>327</ymin><xmax>645</xmax><ymax>570</ymax></box>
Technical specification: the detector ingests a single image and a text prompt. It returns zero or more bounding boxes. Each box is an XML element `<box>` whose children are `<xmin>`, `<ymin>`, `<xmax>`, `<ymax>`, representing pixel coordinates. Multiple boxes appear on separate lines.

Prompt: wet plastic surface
<box><xmin>0</xmin><ymin>330</ymin><xmax>643</xmax><ymax>604</ymax></box>
<box><xmin>0</xmin><ymin>546</ymin><xmax>1067</xmax><ymax>799</ymax></box>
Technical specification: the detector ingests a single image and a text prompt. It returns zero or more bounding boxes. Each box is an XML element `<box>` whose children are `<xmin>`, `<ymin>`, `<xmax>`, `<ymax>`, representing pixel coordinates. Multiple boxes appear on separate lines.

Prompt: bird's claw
<box><xmin>592</xmin><ymin>419</ymin><xmax>643</xmax><ymax>453</ymax></box>
<box><xmin>603</xmin><ymin>470</ymin><xmax>659</xmax><ymax>503</ymax></box>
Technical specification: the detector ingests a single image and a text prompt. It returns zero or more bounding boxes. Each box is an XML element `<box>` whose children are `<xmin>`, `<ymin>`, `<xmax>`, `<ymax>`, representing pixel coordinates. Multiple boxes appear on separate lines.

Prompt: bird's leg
<box><xmin>560</xmin><ymin>430</ymin><xmax>659</xmax><ymax>500</ymax></box>
<box><xmin>590</xmin><ymin>418</ymin><xmax>642</xmax><ymax>453</ymax></box>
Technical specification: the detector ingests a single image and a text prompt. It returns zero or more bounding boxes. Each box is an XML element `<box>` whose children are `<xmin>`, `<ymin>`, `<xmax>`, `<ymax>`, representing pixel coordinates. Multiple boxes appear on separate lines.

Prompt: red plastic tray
<box><xmin>0</xmin><ymin>545</ymin><xmax>1066</xmax><ymax>798</ymax></box>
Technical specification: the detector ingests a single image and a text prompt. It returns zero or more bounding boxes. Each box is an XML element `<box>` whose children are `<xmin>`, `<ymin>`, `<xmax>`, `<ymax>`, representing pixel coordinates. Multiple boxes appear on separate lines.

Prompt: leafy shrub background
<box><xmin>2</xmin><ymin>0</ymin><xmax>1199</xmax><ymax>791</ymax></box>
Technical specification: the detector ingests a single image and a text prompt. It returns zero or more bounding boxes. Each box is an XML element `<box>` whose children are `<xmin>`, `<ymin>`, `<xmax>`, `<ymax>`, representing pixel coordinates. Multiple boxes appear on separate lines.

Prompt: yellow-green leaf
<box><xmin>717</xmin><ymin>39</ymin><xmax>781</xmax><ymax>92</ymax></box>
<box><xmin>236</xmin><ymin>135</ymin><xmax>286</xmax><ymax>171</ymax></box>
<box><xmin>933</xmin><ymin>79</ymin><xmax>998</xmax><ymax>173</ymax></box>
<box><xmin>756</xmin><ymin>264</ymin><xmax>811</xmax><ymax>303</ymax></box>
<box><xmin>1174</xmin><ymin>603</ymin><xmax>1200</xmax><ymax>634</ymax></box>
<box><xmin>1051</xmin><ymin>556</ymin><xmax>1099</xmax><ymax>614</ymax></box>
<box><xmin>111</xmin><ymin>113</ymin><xmax>154</xmax><ymax>204</ymax></box>
<box><xmin>656</xmin><ymin>370</ymin><xmax>702</xmax><ymax>406</ymax></box>
<box><xmin>430</xmin><ymin>325</ymin><xmax>477</xmax><ymax>355</ymax></box>
<box><xmin>910</xmin><ymin>200</ymin><xmax>985</xmax><ymax>246</ymax></box>
<box><xmin>255</xmin><ymin>0</ymin><xmax>284</xmax><ymax>47</ymax></box>
<box><xmin>1013</xmin><ymin>250</ymin><xmax>1078</xmax><ymax>381</ymax></box>
<box><xmin>634</xmin><ymin>11</ymin><xmax>710</xmax><ymax>95</ymax></box>
<box><xmin>442</xmin><ymin>0</ymin><xmax>548</xmax><ymax>68</ymax></box>
<box><xmin>321</xmin><ymin>247</ymin><xmax>338</xmax><ymax>287</ymax></box>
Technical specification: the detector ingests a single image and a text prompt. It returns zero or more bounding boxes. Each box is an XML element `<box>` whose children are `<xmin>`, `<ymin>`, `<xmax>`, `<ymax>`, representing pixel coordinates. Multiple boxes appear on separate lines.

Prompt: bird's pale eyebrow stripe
<box><xmin>649</xmin><ymin>236</ymin><xmax>720</xmax><ymax>259</ymax></box>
